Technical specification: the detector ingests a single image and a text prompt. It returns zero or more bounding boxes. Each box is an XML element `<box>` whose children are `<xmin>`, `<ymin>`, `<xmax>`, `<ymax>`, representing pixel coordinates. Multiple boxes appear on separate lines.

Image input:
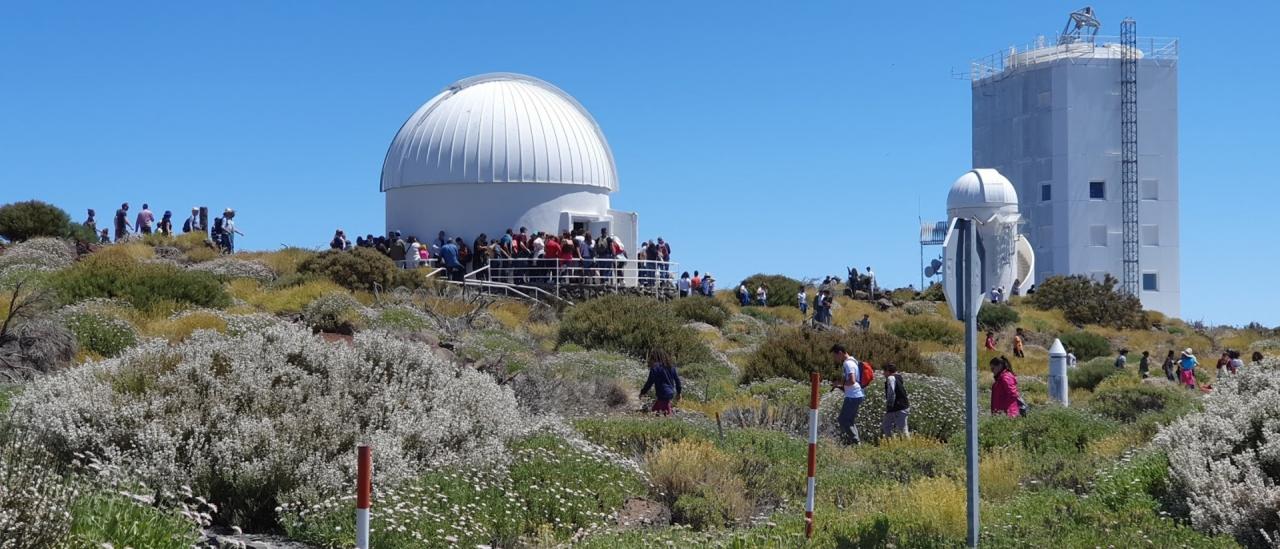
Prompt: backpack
<box><xmin>859</xmin><ymin>361</ymin><xmax>875</xmax><ymax>388</ymax></box>
<box><xmin>212</xmin><ymin>217</ymin><xmax>225</xmax><ymax>235</ymax></box>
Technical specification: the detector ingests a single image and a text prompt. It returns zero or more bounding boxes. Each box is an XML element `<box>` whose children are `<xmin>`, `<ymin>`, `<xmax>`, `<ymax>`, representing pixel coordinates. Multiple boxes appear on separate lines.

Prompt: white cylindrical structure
<box><xmin>381</xmin><ymin>73</ymin><xmax>638</xmax><ymax>261</ymax></box>
<box><xmin>1048</xmin><ymin>338</ymin><xmax>1069</xmax><ymax>405</ymax></box>
<box><xmin>947</xmin><ymin>169</ymin><xmax>1028</xmax><ymax>297</ymax></box>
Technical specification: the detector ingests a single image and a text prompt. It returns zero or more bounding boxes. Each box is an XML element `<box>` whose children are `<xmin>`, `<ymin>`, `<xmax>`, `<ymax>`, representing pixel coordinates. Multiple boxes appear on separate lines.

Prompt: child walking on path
<box><xmin>640</xmin><ymin>349</ymin><xmax>682</xmax><ymax>415</ymax></box>
<box><xmin>881</xmin><ymin>363</ymin><xmax>910</xmax><ymax>437</ymax></box>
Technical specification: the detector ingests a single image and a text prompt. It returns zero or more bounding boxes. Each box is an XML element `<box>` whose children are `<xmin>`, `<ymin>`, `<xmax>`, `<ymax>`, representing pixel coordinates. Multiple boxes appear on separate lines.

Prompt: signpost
<box><xmin>943</xmin><ymin>218</ymin><xmax>983</xmax><ymax>548</ymax></box>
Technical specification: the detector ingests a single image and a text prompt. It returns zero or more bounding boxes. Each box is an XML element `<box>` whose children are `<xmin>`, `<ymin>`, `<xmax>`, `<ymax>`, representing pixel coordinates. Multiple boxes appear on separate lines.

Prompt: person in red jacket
<box><xmin>989</xmin><ymin>355</ymin><xmax>1022</xmax><ymax>417</ymax></box>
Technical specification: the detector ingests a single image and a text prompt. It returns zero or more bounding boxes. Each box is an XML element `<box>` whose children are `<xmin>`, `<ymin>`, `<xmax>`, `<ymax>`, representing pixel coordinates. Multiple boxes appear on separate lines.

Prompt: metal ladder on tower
<box><xmin>1121</xmin><ymin>17</ymin><xmax>1140</xmax><ymax>297</ymax></box>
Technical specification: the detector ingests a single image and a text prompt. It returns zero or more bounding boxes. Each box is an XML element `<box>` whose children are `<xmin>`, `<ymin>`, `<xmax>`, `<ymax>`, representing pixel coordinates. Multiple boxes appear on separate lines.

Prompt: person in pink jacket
<box><xmin>989</xmin><ymin>355</ymin><xmax>1022</xmax><ymax>417</ymax></box>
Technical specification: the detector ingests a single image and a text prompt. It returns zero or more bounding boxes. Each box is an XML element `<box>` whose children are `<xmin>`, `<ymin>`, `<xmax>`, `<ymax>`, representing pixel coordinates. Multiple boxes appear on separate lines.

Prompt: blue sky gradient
<box><xmin>2</xmin><ymin>1</ymin><xmax>1275</xmax><ymax>326</ymax></box>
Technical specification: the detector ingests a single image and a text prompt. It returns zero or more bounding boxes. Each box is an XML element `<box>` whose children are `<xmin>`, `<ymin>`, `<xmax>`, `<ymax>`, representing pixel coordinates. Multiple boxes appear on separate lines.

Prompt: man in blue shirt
<box><xmin>440</xmin><ymin>240</ymin><xmax>463</xmax><ymax>281</ymax></box>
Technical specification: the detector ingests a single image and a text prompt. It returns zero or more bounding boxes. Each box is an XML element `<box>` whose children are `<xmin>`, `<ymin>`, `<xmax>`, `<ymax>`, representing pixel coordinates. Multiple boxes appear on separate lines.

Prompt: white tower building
<box><xmin>969</xmin><ymin>29</ymin><xmax>1180</xmax><ymax>316</ymax></box>
<box><xmin>946</xmin><ymin>169</ymin><xmax>1035</xmax><ymax>298</ymax></box>
<box><xmin>382</xmin><ymin>73</ymin><xmax>637</xmax><ymax>256</ymax></box>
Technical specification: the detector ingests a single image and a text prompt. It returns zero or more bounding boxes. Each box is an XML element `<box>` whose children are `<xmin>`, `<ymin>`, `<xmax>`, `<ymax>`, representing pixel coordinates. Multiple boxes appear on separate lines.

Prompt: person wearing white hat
<box><xmin>702</xmin><ymin>274</ymin><xmax>715</xmax><ymax>296</ymax></box>
<box><xmin>1178</xmin><ymin>348</ymin><xmax>1199</xmax><ymax>390</ymax></box>
<box><xmin>183</xmin><ymin>207</ymin><xmax>202</xmax><ymax>234</ymax></box>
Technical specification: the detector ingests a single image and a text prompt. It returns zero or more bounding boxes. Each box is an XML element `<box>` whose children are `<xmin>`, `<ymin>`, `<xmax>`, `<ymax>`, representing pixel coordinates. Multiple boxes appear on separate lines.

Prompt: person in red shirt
<box><xmin>990</xmin><ymin>356</ymin><xmax>1022</xmax><ymax>417</ymax></box>
<box><xmin>691</xmin><ymin>271</ymin><xmax>702</xmax><ymax>293</ymax></box>
<box><xmin>985</xmin><ymin>331</ymin><xmax>998</xmax><ymax>351</ymax></box>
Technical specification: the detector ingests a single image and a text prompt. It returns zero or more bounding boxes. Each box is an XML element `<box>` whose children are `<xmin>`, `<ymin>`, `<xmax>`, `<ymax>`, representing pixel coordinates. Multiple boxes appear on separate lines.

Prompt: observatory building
<box><xmin>968</xmin><ymin>9</ymin><xmax>1180</xmax><ymax>315</ymax></box>
<box><xmin>381</xmin><ymin>73</ymin><xmax>637</xmax><ymax>256</ymax></box>
<box><xmin>946</xmin><ymin>169</ymin><xmax>1036</xmax><ymax>297</ymax></box>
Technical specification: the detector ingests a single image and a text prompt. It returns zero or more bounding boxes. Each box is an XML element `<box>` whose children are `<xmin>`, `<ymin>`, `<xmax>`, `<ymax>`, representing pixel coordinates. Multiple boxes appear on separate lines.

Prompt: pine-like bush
<box><xmin>1068</xmin><ymin>357</ymin><xmax>1121</xmax><ymax>391</ymax></box>
<box><xmin>737</xmin><ymin>274</ymin><xmax>804</xmax><ymax>307</ymax></box>
<box><xmin>977</xmin><ymin>303</ymin><xmax>1019</xmax><ymax>331</ymax></box>
<box><xmin>558</xmin><ymin>295</ymin><xmax>713</xmax><ymax>365</ymax></box>
<box><xmin>0</xmin><ymin>200</ymin><xmax>74</xmax><ymax>242</ymax></box>
<box><xmin>741</xmin><ymin>327</ymin><xmax>930</xmax><ymax>383</ymax></box>
<box><xmin>1029</xmin><ymin>275</ymin><xmax>1148</xmax><ymax>329</ymax></box>
<box><xmin>297</xmin><ymin>248</ymin><xmax>397</xmax><ymax>292</ymax></box>
<box><xmin>1059</xmin><ymin>330</ymin><xmax>1111</xmax><ymax>362</ymax></box>
<box><xmin>670</xmin><ymin>296</ymin><xmax>732</xmax><ymax>327</ymax></box>
<box><xmin>886</xmin><ymin>316</ymin><xmax>962</xmax><ymax>345</ymax></box>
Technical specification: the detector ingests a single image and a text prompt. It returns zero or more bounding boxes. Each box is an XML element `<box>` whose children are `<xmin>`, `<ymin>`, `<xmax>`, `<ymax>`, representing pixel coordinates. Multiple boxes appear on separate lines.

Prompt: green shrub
<box><xmin>980</xmin><ymin>453</ymin><xmax>1230</xmax><ymax>548</ymax></box>
<box><xmin>1068</xmin><ymin>356</ymin><xmax>1121</xmax><ymax>390</ymax></box>
<box><xmin>737</xmin><ymin>274</ymin><xmax>803</xmax><ymax>307</ymax></box>
<box><xmin>369</xmin><ymin>305</ymin><xmax>432</xmax><ymax>332</ymax></box>
<box><xmin>1029</xmin><ymin>275</ymin><xmax>1149</xmax><ymax>329</ymax></box>
<box><xmin>0</xmin><ymin>200</ymin><xmax>81</xmax><ymax>242</ymax></box>
<box><xmin>296</xmin><ymin>248</ymin><xmax>397</xmax><ymax>292</ymax></box>
<box><xmin>68</xmin><ymin>490</ymin><xmax>199</xmax><ymax>549</ymax></box>
<box><xmin>919</xmin><ymin>282</ymin><xmax>944</xmax><ymax>302</ymax></box>
<box><xmin>977</xmin><ymin>303</ymin><xmax>1019</xmax><ymax>331</ymax></box>
<box><xmin>573</xmin><ymin>417</ymin><xmax>713</xmax><ymax>456</ymax></box>
<box><xmin>886</xmin><ymin>316</ymin><xmax>961</xmax><ymax>345</ymax></box>
<box><xmin>558</xmin><ymin>295</ymin><xmax>713</xmax><ymax>365</ymax></box>
<box><xmin>1088</xmin><ymin>383</ymin><xmax>1195</xmax><ymax>423</ymax></box>
<box><xmin>1059</xmin><ymin>330</ymin><xmax>1111</xmax><ymax>362</ymax></box>
<box><xmin>301</xmin><ymin>292</ymin><xmax>369</xmax><ymax>334</ymax></box>
<box><xmin>50</xmin><ymin>252</ymin><xmax>229</xmax><ymax>311</ymax></box>
<box><xmin>971</xmin><ymin>407</ymin><xmax>1118</xmax><ymax>490</ymax></box>
<box><xmin>63</xmin><ymin>311</ymin><xmax>137</xmax><ymax>357</ymax></box>
<box><xmin>741</xmin><ymin>327</ymin><xmax>930</xmax><ymax>383</ymax></box>
<box><xmin>670</xmin><ymin>296</ymin><xmax>731</xmax><ymax>327</ymax></box>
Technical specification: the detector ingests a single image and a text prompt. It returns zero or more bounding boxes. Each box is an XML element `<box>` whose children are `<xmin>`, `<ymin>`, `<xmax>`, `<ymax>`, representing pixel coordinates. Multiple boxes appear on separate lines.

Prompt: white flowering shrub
<box><xmin>0</xmin><ymin>237</ymin><xmax>76</xmax><ymax>273</ymax></box>
<box><xmin>62</xmin><ymin>311</ymin><xmax>137</xmax><ymax>358</ymax></box>
<box><xmin>819</xmin><ymin>373</ymin><xmax>964</xmax><ymax>443</ymax></box>
<box><xmin>281</xmin><ymin>434</ymin><xmax>646</xmax><ymax>548</ymax></box>
<box><xmin>301</xmin><ymin>292</ymin><xmax>372</xmax><ymax>334</ymax></box>
<box><xmin>1155</xmin><ymin>359</ymin><xmax>1280</xmax><ymax>546</ymax></box>
<box><xmin>0</xmin><ymin>434</ymin><xmax>78</xmax><ymax>547</ymax></box>
<box><xmin>10</xmin><ymin>323</ymin><xmax>522</xmax><ymax>528</ymax></box>
<box><xmin>187</xmin><ymin>257</ymin><xmax>275</xmax><ymax>282</ymax></box>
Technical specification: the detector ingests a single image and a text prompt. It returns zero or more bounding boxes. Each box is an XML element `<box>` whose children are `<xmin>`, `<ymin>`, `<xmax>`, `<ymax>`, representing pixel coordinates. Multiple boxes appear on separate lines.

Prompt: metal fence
<box><xmin>962</xmin><ymin>35</ymin><xmax>1179</xmax><ymax>81</ymax></box>
<box><xmin>395</xmin><ymin>256</ymin><xmax>679</xmax><ymax>298</ymax></box>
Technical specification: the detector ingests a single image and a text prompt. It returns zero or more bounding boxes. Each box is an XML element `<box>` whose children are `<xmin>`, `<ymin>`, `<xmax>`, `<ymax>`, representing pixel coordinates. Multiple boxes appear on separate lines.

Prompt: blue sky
<box><xmin>1</xmin><ymin>1</ymin><xmax>1275</xmax><ymax>326</ymax></box>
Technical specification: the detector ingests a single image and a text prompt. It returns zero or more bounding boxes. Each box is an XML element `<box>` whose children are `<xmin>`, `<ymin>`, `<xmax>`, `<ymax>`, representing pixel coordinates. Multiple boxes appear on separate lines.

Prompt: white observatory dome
<box><xmin>947</xmin><ymin>168</ymin><xmax>1019</xmax><ymax>220</ymax></box>
<box><xmin>380</xmin><ymin>73</ymin><xmax>618</xmax><ymax>192</ymax></box>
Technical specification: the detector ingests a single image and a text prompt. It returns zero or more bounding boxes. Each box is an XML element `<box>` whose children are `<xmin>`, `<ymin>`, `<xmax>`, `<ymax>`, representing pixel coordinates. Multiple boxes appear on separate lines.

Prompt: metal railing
<box><xmin>962</xmin><ymin>35</ymin><xmax>1179</xmax><ymax>81</ymax></box>
<box><xmin>395</xmin><ymin>255</ymin><xmax>679</xmax><ymax>300</ymax></box>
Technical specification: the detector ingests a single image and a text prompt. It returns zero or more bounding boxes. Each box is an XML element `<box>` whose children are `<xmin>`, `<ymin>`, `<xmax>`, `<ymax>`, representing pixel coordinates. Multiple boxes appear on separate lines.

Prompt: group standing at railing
<box><xmin>328</xmin><ymin>226</ymin><xmax>675</xmax><ymax>288</ymax></box>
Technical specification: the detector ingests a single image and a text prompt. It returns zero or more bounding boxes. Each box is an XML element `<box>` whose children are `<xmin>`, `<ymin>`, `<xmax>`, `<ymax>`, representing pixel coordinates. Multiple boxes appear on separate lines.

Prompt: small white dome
<box><xmin>381</xmin><ymin>73</ymin><xmax>617</xmax><ymax>192</ymax></box>
<box><xmin>947</xmin><ymin>168</ymin><xmax>1019</xmax><ymax>218</ymax></box>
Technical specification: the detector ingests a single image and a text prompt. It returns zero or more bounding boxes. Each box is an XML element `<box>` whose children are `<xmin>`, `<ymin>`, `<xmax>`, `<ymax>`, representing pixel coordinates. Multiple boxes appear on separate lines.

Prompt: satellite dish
<box><xmin>930</xmin><ymin>258</ymin><xmax>943</xmax><ymax>271</ymax></box>
<box><xmin>925</xmin><ymin>265</ymin><xmax>936</xmax><ymax>278</ymax></box>
<box><xmin>1015</xmin><ymin>235</ymin><xmax>1036</xmax><ymax>287</ymax></box>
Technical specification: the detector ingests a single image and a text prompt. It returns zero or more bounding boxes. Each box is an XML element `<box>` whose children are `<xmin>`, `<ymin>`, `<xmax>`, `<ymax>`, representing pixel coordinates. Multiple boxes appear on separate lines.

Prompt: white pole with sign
<box><xmin>943</xmin><ymin>217</ymin><xmax>983</xmax><ymax>548</ymax></box>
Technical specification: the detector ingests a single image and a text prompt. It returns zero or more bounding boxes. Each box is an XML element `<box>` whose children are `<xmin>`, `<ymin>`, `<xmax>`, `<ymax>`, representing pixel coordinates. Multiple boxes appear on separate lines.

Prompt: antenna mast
<box><xmin>1120</xmin><ymin>17</ymin><xmax>1140</xmax><ymax>296</ymax></box>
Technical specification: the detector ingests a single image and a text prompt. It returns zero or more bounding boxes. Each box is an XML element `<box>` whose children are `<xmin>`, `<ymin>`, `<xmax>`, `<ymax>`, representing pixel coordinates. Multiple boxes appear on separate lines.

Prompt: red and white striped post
<box><xmin>805</xmin><ymin>371</ymin><xmax>820</xmax><ymax>539</ymax></box>
<box><xmin>356</xmin><ymin>444</ymin><xmax>372</xmax><ymax>549</ymax></box>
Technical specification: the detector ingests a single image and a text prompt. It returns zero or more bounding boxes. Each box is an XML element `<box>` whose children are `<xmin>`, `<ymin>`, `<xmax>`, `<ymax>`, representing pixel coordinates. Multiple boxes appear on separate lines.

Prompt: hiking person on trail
<box><xmin>882</xmin><ymin>363</ymin><xmax>910</xmax><ymax>437</ymax></box>
<box><xmin>990</xmin><ymin>356</ymin><xmax>1022</xmax><ymax>417</ymax></box>
<box><xmin>678</xmin><ymin>272</ymin><xmax>692</xmax><ymax>298</ymax></box>
<box><xmin>157</xmin><ymin>211</ymin><xmax>173</xmax><ymax>236</ymax></box>
<box><xmin>182</xmin><ymin>207</ymin><xmax>202</xmax><ymax>234</ymax></box>
<box><xmin>1227</xmin><ymin>350</ymin><xmax>1243</xmax><ymax>375</ymax></box>
<box><xmin>1215</xmin><ymin>352</ymin><xmax>1230</xmax><ymax>378</ymax></box>
<box><xmin>1115</xmin><ymin>349</ymin><xmax>1129</xmax><ymax>370</ymax></box>
<box><xmin>702</xmin><ymin>274</ymin><xmax>715</xmax><ymax>296</ymax></box>
<box><xmin>985</xmin><ymin>331</ymin><xmax>998</xmax><ymax>352</ymax></box>
<box><xmin>113</xmin><ymin>202</ymin><xmax>132</xmax><ymax>242</ymax></box>
<box><xmin>83</xmin><ymin>209</ymin><xmax>97</xmax><ymax>233</ymax></box>
<box><xmin>756</xmin><ymin>285</ymin><xmax>767</xmax><ymax>306</ymax></box>
<box><xmin>135</xmin><ymin>203</ymin><xmax>155</xmax><ymax>235</ymax></box>
<box><xmin>797</xmin><ymin>288</ymin><xmax>808</xmax><ymax>315</ymax></box>
<box><xmin>859</xmin><ymin>314</ymin><xmax>871</xmax><ymax>332</ymax></box>
<box><xmin>738</xmin><ymin>283</ymin><xmax>750</xmax><ymax>306</ymax></box>
<box><xmin>831</xmin><ymin>344</ymin><xmax>866</xmax><ymax>445</ymax></box>
<box><xmin>1162</xmin><ymin>350</ymin><xmax>1177</xmax><ymax>381</ymax></box>
<box><xmin>1066</xmin><ymin>349</ymin><xmax>1078</xmax><ymax>369</ymax></box>
<box><xmin>1179</xmin><ymin>349</ymin><xmax>1199</xmax><ymax>390</ymax></box>
<box><xmin>1013</xmin><ymin>328</ymin><xmax>1026</xmax><ymax>358</ymax></box>
<box><xmin>1139</xmin><ymin>351</ymin><xmax>1151</xmax><ymax>378</ymax></box>
<box><xmin>639</xmin><ymin>349</ymin><xmax>681</xmax><ymax>416</ymax></box>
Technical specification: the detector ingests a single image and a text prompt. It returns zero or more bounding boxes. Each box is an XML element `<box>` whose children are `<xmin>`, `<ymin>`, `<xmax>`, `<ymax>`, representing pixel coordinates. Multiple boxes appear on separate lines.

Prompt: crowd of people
<box><xmin>84</xmin><ymin>204</ymin><xmax>242</xmax><ymax>253</ymax></box>
<box><xmin>329</xmin><ymin>226</ymin><xmax>673</xmax><ymax>285</ymax></box>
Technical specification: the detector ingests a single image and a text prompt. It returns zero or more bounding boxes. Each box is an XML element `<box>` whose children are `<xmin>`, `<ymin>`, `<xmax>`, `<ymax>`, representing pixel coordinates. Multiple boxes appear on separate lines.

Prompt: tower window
<box><xmin>1142</xmin><ymin>225</ymin><xmax>1159</xmax><ymax>246</ymax></box>
<box><xmin>1041</xmin><ymin>184</ymin><xmax>1052</xmax><ymax>201</ymax></box>
<box><xmin>1142</xmin><ymin>272</ymin><xmax>1159</xmax><ymax>292</ymax></box>
<box><xmin>1090</xmin><ymin>225</ymin><xmax>1108</xmax><ymax>247</ymax></box>
<box><xmin>1089</xmin><ymin>181</ymin><xmax>1106</xmax><ymax>200</ymax></box>
<box><xmin>1141</xmin><ymin>179</ymin><xmax>1159</xmax><ymax>200</ymax></box>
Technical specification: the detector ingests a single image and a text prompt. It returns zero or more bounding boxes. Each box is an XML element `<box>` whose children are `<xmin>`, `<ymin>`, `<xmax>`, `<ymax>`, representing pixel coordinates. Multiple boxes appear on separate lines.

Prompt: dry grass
<box><xmin>490</xmin><ymin>301</ymin><xmax>533</xmax><ymax>330</ymax></box>
<box><xmin>1085</xmin><ymin>428</ymin><xmax>1147</xmax><ymax>460</ymax></box>
<box><xmin>861</xmin><ymin>476</ymin><xmax>968</xmax><ymax>539</ymax></box>
<box><xmin>140</xmin><ymin>311</ymin><xmax>228</xmax><ymax>342</ymax></box>
<box><xmin>237</xmin><ymin>247</ymin><xmax>316</xmax><ymax>277</ymax></box>
<box><xmin>978</xmin><ymin>447</ymin><xmax>1026</xmax><ymax>502</ymax></box>
<box><xmin>231</xmin><ymin>279</ymin><xmax>346</xmax><ymax>315</ymax></box>
<box><xmin>645</xmin><ymin>439</ymin><xmax>751</xmax><ymax>524</ymax></box>
<box><xmin>97</xmin><ymin>243</ymin><xmax>155</xmax><ymax>262</ymax></box>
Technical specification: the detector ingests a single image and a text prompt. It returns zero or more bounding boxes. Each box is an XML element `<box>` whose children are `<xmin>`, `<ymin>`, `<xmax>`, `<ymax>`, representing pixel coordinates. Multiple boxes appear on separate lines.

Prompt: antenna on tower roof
<box><xmin>1058</xmin><ymin>7</ymin><xmax>1101</xmax><ymax>45</ymax></box>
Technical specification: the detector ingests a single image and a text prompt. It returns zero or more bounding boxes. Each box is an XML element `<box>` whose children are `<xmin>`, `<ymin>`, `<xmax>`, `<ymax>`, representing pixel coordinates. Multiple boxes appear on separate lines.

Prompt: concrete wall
<box><xmin>385</xmin><ymin>182</ymin><xmax>613</xmax><ymax>244</ymax></box>
<box><xmin>972</xmin><ymin>55</ymin><xmax>1179</xmax><ymax>316</ymax></box>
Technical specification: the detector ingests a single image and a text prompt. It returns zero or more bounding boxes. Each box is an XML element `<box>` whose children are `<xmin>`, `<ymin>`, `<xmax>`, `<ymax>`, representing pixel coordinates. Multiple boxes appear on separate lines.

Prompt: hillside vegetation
<box><xmin>0</xmin><ymin>206</ymin><xmax>1274</xmax><ymax>548</ymax></box>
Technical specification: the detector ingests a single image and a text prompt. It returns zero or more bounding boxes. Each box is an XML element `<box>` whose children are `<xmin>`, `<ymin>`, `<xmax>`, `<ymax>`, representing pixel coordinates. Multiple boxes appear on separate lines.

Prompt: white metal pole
<box><xmin>961</xmin><ymin>219</ymin><xmax>980</xmax><ymax>548</ymax></box>
<box><xmin>1048</xmin><ymin>338</ymin><xmax>1069</xmax><ymax>406</ymax></box>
